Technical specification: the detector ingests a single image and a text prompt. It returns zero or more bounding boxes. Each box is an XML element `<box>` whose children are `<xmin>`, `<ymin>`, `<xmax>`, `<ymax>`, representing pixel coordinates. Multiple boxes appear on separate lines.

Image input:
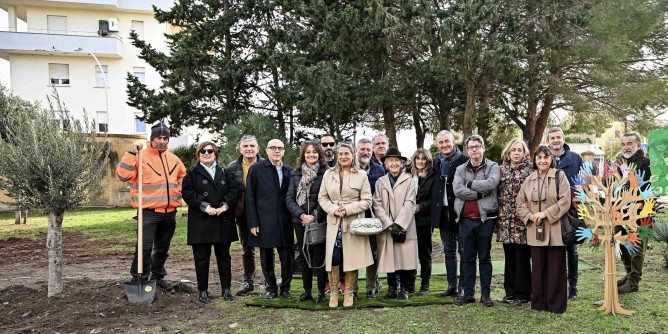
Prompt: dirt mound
<box><xmin>0</xmin><ymin>279</ymin><xmax>210</xmax><ymax>333</ymax></box>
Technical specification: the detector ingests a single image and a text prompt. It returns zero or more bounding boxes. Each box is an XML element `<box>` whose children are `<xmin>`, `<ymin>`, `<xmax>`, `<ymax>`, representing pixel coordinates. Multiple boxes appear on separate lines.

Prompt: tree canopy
<box><xmin>127</xmin><ymin>0</ymin><xmax>668</xmax><ymax>150</ymax></box>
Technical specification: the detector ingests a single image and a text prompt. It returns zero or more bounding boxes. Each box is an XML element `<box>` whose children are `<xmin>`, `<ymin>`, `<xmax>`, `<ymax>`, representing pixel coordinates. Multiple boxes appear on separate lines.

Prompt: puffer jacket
<box><xmin>452</xmin><ymin>158</ymin><xmax>500</xmax><ymax>222</ymax></box>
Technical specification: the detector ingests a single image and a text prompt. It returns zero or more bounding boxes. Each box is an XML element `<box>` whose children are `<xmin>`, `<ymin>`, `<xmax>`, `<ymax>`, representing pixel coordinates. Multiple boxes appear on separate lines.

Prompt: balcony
<box><xmin>0</xmin><ymin>30</ymin><xmax>122</xmax><ymax>59</ymax></box>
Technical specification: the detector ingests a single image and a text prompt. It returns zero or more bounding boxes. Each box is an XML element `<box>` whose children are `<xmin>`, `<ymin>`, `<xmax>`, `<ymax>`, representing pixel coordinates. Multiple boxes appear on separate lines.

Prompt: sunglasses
<box><xmin>321</xmin><ymin>142</ymin><xmax>336</xmax><ymax>147</ymax></box>
<box><xmin>199</xmin><ymin>149</ymin><xmax>215</xmax><ymax>155</ymax></box>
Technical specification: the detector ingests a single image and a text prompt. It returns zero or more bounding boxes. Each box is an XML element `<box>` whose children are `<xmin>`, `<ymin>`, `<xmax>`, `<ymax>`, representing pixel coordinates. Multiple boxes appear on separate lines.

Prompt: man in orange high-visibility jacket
<box><xmin>116</xmin><ymin>123</ymin><xmax>187</xmax><ymax>291</ymax></box>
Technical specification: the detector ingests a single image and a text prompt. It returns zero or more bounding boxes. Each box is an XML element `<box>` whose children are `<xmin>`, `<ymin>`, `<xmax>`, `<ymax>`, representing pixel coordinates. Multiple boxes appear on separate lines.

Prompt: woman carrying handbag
<box><xmin>286</xmin><ymin>141</ymin><xmax>328</xmax><ymax>303</ymax></box>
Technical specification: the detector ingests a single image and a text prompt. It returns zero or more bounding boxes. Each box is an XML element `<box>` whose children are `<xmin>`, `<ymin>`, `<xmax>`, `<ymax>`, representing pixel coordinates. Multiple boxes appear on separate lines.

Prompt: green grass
<box><xmin>1</xmin><ymin>208</ymin><xmax>668</xmax><ymax>333</ymax></box>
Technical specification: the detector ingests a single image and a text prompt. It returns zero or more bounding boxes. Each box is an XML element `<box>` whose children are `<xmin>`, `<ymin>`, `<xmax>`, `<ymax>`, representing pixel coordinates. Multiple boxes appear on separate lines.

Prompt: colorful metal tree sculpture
<box><xmin>573</xmin><ymin>162</ymin><xmax>655</xmax><ymax>316</ymax></box>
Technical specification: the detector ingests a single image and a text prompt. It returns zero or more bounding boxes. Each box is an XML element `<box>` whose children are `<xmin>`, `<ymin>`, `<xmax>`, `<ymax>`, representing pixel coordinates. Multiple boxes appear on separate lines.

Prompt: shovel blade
<box><xmin>123</xmin><ymin>280</ymin><xmax>157</xmax><ymax>305</ymax></box>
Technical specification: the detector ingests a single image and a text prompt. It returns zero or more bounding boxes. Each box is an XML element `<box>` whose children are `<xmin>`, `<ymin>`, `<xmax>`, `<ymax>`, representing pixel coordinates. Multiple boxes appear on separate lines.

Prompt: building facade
<box><xmin>0</xmin><ymin>0</ymin><xmax>204</xmax><ymax>148</ymax></box>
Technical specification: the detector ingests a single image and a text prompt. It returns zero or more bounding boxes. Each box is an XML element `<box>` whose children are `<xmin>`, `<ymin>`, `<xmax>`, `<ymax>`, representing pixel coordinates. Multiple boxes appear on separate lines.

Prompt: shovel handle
<box><xmin>137</xmin><ymin>148</ymin><xmax>143</xmax><ymax>277</ymax></box>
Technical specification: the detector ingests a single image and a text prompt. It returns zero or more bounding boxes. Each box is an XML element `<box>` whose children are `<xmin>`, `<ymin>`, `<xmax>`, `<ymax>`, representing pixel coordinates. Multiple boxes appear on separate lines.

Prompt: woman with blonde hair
<box><xmin>318</xmin><ymin>142</ymin><xmax>374</xmax><ymax>307</ymax></box>
<box><xmin>497</xmin><ymin>138</ymin><xmax>533</xmax><ymax>305</ymax></box>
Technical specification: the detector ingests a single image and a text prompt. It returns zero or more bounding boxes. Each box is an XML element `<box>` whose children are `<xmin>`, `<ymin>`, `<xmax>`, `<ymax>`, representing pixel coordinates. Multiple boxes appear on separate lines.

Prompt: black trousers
<box><xmin>502</xmin><ymin>243</ymin><xmax>531</xmax><ymax>300</ymax></box>
<box><xmin>439</xmin><ymin>207</ymin><xmax>463</xmax><ymax>292</ymax></box>
<box><xmin>416</xmin><ymin>224</ymin><xmax>433</xmax><ymax>284</ymax></box>
<box><xmin>236</xmin><ymin>213</ymin><xmax>256</xmax><ymax>283</ymax></box>
<box><xmin>294</xmin><ymin>223</ymin><xmax>326</xmax><ymax>293</ymax></box>
<box><xmin>531</xmin><ymin>246</ymin><xmax>567</xmax><ymax>313</ymax></box>
<box><xmin>192</xmin><ymin>242</ymin><xmax>232</xmax><ymax>291</ymax></box>
<box><xmin>387</xmin><ymin>270</ymin><xmax>412</xmax><ymax>290</ymax></box>
<box><xmin>130</xmin><ymin>210</ymin><xmax>176</xmax><ymax>280</ymax></box>
<box><xmin>260</xmin><ymin>247</ymin><xmax>293</xmax><ymax>293</ymax></box>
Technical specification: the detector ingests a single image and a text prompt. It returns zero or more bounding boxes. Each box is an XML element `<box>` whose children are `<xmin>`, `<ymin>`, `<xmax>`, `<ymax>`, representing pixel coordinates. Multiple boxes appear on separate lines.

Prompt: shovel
<box><xmin>123</xmin><ymin>148</ymin><xmax>157</xmax><ymax>304</ymax></box>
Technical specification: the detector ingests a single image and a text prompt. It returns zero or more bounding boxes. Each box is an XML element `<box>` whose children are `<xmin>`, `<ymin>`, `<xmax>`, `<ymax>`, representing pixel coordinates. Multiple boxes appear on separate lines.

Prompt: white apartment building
<box><xmin>0</xmin><ymin>0</ymin><xmax>203</xmax><ymax>147</ymax></box>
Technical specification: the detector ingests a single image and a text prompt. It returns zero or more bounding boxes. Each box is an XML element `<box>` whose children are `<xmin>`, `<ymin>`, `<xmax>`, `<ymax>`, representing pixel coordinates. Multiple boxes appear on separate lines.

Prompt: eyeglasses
<box><xmin>467</xmin><ymin>145</ymin><xmax>483</xmax><ymax>151</ymax></box>
<box><xmin>268</xmin><ymin>146</ymin><xmax>285</xmax><ymax>152</ymax></box>
<box><xmin>199</xmin><ymin>149</ymin><xmax>215</xmax><ymax>155</ymax></box>
<box><xmin>321</xmin><ymin>142</ymin><xmax>336</xmax><ymax>147</ymax></box>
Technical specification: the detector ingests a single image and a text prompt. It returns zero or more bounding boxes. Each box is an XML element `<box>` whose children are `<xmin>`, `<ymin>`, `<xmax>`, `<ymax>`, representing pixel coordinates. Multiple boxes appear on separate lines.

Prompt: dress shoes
<box><xmin>417</xmin><ymin>285</ymin><xmax>430</xmax><ymax>296</ymax></box>
<box><xmin>453</xmin><ymin>294</ymin><xmax>476</xmax><ymax>306</ymax></box>
<box><xmin>280</xmin><ymin>290</ymin><xmax>293</xmax><ymax>299</ymax></box>
<box><xmin>199</xmin><ymin>291</ymin><xmax>211</xmax><ymax>304</ymax></box>
<box><xmin>480</xmin><ymin>294</ymin><xmax>495</xmax><ymax>307</ymax></box>
<box><xmin>438</xmin><ymin>287</ymin><xmax>458</xmax><ymax>297</ymax></box>
<box><xmin>298</xmin><ymin>292</ymin><xmax>313</xmax><ymax>302</ymax></box>
<box><xmin>223</xmin><ymin>288</ymin><xmax>233</xmax><ymax>301</ymax></box>
<box><xmin>263</xmin><ymin>291</ymin><xmax>277</xmax><ymax>300</ymax></box>
<box><xmin>314</xmin><ymin>292</ymin><xmax>326</xmax><ymax>303</ymax></box>
<box><xmin>502</xmin><ymin>295</ymin><xmax>515</xmax><ymax>304</ymax></box>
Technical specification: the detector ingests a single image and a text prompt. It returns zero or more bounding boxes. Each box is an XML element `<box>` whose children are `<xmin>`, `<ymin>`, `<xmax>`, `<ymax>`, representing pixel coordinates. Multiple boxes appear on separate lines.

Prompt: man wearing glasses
<box><xmin>226</xmin><ymin>135</ymin><xmax>264</xmax><ymax>296</ymax></box>
<box><xmin>245</xmin><ymin>139</ymin><xmax>294</xmax><ymax>299</ymax></box>
<box><xmin>452</xmin><ymin>135</ymin><xmax>500</xmax><ymax>307</ymax></box>
<box><xmin>320</xmin><ymin>135</ymin><xmax>337</xmax><ymax>167</ymax></box>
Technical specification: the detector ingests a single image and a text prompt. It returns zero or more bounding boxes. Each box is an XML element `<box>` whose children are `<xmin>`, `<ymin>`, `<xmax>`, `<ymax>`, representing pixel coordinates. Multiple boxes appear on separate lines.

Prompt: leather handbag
<box><xmin>303</xmin><ymin>194</ymin><xmax>326</xmax><ymax>245</ymax></box>
<box><xmin>350</xmin><ymin>205</ymin><xmax>383</xmax><ymax>235</ymax></box>
<box><xmin>556</xmin><ymin>170</ymin><xmax>586</xmax><ymax>245</ymax></box>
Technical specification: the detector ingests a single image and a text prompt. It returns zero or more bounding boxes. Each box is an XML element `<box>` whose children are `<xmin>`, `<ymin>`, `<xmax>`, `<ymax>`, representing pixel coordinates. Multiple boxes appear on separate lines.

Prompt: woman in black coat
<box><xmin>286</xmin><ymin>141</ymin><xmax>328</xmax><ymax>303</ymax></box>
<box><xmin>408</xmin><ymin>148</ymin><xmax>435</xmax><ymax>295</ymax></box>
<box><xmin>182</xmin><ymin>141</ymin><xmax>239</xmax><ymax>304</ymax></box>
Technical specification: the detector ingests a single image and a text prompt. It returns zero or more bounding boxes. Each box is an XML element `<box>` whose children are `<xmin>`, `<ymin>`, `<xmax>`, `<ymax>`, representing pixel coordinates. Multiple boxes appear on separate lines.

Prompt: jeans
<box><xmin>130</xmin><ymin>210</ymin><xmax>176</xmax><ymax>280</ymax></box>
<box><xmin>439</xmin><ymin>208</ymin><xmax>463</xmax><ymax>292</ymax></box>
<box><xmin>236</xmin><ymin>213</ymin><xmax>256</xmax><ymax>283</ymax></box>
<box><xmin>458</xmin><ymin>217</ymin><xmax>495</xmax><ymax>296</ymax></box>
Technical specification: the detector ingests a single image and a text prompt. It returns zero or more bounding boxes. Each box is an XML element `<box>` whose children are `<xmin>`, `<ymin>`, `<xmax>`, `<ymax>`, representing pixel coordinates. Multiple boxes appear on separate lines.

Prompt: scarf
<box><xmin>439</xmin><ymin>147</ymin><xmax>463</xmax><ymax>177</ymax></box>
<box><xmin>199</xmin><ymin>161</ymin><xmax>217</xmax><ymax>179</ymax></box>
<box><xmin>296</xmin><ymin>164</ymin><xmax>319</xmax><ymax>206</ymax></box>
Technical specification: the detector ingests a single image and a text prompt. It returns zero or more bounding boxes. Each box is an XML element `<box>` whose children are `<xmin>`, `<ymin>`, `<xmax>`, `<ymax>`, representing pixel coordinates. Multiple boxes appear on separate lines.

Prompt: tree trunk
<box><xmin>382</xmin><ymin>106</ymin><xmax>398</xmax><ymax>147</ymax></box>
<box><xmin>412</xmin><ymin>100</ymin><xmax>425</xmax><ymax>148</ymax></box>
<box><xmin>47</xmin><ymin>212</ymin><xmax>64</xmax><ymax>297</ymax></box>
<box><xmin>223</xmin><ymin>0</ymin><xmax>235</xmax><ymax>116</ymax></box>
<box><xmin>476</xmin><ymin>78</ymin><xmax>493</xmax><ymax>139</ymax></box>
<box><xmin>462</xmin><ymin>81</ymin><xmax>478</xmax><ymax>140</ymax></box>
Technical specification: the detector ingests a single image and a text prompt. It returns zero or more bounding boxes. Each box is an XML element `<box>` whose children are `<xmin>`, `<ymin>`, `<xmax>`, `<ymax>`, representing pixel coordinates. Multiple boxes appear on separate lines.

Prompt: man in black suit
<box><xmin>245</xmin><ymin>139</ymin><xmax>294</xmax><ymax>299</ymax></box>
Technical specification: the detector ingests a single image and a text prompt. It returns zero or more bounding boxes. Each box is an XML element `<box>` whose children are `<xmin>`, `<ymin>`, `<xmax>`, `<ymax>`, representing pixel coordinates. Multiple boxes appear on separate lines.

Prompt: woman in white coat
<box><xmin>373</xmin><ymin>147</ymin><xmax>418</xmax><ymax>300</ymax></box>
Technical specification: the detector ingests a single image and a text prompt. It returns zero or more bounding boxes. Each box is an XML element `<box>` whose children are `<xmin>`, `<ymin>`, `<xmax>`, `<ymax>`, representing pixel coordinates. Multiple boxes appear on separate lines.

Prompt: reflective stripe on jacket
<box><xmin>116</xmin><ymin>145</ymin><xmax>187</xmax><ymax>212</ymax></box>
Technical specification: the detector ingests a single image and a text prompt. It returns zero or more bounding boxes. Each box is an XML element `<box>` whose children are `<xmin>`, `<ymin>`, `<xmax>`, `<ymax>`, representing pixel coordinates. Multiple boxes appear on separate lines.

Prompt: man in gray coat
<box><xmin>452</xmin><ymin>135</ymin><xmax>500</xmax><ymax>307</ymax></box>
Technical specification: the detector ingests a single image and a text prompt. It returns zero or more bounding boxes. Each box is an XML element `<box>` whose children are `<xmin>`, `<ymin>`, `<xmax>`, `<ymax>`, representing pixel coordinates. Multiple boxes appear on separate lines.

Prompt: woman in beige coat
<box><xmin>373</xmin><ymin>147</ymin><xmax>418</xmax><ymax>300</ymax></box>
<box><xmin>516</xmin><ymin>145</ymin><xmax>571</xmax><ymax>313</ymax></box>
<box><xmin>318</xmin><ymin>142</ymin><xmax>373</xmax><ymax>308</ymax></box>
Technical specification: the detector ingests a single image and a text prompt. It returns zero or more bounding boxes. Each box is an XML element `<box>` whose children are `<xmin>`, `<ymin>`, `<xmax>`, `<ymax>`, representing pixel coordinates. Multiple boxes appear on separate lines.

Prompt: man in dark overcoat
<box><xmin>245</xmin><ymin>139</ymin><xmax>294</xmax><ymax>299</ymax></box>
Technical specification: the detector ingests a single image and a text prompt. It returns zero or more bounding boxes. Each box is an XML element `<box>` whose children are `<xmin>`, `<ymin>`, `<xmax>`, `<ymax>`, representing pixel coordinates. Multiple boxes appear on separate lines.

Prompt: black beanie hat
<box><xmin>150</xmin><ymin>123</ymin><xmax>170</xmax><ymax>141</ymax></box>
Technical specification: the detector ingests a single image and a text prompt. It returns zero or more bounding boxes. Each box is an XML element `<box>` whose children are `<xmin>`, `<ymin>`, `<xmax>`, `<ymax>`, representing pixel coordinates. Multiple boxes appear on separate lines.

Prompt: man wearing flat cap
<box><xmin>116</xmin><ymin>122</ymin><xmax>187</xmax><ymax>291</ymax></box>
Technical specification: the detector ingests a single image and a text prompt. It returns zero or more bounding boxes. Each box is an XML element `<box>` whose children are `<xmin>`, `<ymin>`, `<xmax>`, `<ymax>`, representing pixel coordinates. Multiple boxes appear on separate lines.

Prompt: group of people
<box><xmin>116</xmin><ymin>123</ymin><xmax>651</xmax><ymax>313</ymax></box>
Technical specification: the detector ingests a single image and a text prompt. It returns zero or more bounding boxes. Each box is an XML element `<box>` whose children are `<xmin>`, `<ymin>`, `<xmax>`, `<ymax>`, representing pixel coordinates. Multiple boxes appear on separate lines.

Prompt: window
<box><xmin>134</xmin><ymin>114</ymin><xmax>147</xmax><ymax>133</ymax></box>
<box><xmin>95</xmin><ymin>65</ymin><xmax>108</xmax><ymax>87</ymax></box>
<box><xmin>47</xmin><ymin>15</ymin><xmax>67</xmax><ymax>34</ymax></box>
<box><xmin>49</xmin><ymin>63</ymin><xmax>70</xmax><ymax>85</ymax></box>
<box><xmin>97</xmin><ymin>111</ymin><xmax>108</xmax><ymax>132</ymax></box>
<box><xmin>133</xmin><ymin>67</ymin><xmax>145</xmax><ymax>84</ymax></box>
<box><xmin>131</xmin><ymin>20</ymin><xmax>144</xmax><ymax>39</ymax></box>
